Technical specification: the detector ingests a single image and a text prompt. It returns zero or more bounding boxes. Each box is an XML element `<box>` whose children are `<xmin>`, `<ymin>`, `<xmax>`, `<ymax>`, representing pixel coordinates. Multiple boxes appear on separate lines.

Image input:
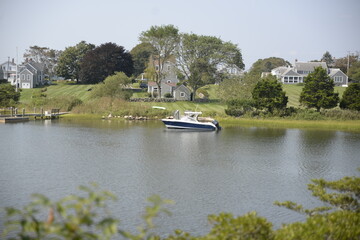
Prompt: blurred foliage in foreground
<box><xmin>3</xmin><ymin>171</ymin><xmax>360</xmax><ymax>239</ymax></box>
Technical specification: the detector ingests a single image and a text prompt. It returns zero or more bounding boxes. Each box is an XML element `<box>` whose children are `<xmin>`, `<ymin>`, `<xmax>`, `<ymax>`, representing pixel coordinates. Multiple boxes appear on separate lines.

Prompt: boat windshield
<box><xmin>183</xmin><ymin>111</ymin><xmax>202</xmax><ymax>121</ymax></box>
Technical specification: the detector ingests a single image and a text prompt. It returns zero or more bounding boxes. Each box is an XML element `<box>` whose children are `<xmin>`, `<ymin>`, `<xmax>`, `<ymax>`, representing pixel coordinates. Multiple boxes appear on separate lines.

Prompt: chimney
<box><xmin>12</xmin><ymin>58</ymin><xmax>14</xmax><ymax>64</ymax></box>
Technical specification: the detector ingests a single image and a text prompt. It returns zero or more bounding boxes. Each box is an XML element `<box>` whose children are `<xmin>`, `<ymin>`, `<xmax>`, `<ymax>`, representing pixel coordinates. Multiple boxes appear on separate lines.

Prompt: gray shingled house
<box><xmin>271</xmin><ymin>61</ymin><xmax>348</xmax><ymax>86</ymax></box>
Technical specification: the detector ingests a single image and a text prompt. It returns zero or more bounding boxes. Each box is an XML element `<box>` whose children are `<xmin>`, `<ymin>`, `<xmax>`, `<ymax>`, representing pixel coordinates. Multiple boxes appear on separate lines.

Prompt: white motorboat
<box><xmin>161</xmin><ymin>110</ymin><xmax>221</xmax><ymax>131</ymax></box>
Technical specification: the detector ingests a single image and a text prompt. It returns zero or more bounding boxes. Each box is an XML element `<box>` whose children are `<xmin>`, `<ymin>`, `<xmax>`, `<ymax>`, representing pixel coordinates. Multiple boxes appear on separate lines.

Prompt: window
<box><xmin>167</xmin><ymin>80</ymin><xmax>171</xmax><ymax>83</ymax></box>
<box><xmin>334</xmin><ymin>76</ymin><xmax>343</xmax><ymax>82</ymax></box>
<box><xmin>27</xmin><ymin>74</ymin><xmax>30</xmax><ymax>80</ymax></box>
<box><xmin>180</xmin><ymin>92</ymin><xmax>185</xmax><ymax>97</ymax></box>
<box><xmin>167</xmin><ymin>65</ymin><xmax>171</xmax><ymax>71</ymax></box>
<box><xmin>21</xmin><ymin>74</ymin><xmax>25</xmax><ymax>80</ymax></box>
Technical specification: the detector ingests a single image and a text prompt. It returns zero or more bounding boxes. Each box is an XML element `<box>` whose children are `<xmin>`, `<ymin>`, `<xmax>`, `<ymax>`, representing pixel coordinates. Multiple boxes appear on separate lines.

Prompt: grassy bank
<box><xmin>16</xmin><ymin>82</ymin><xmax>360</xmax><ymax>132</ymax></box>
<box><xmin>219</xmin><ymin>117</ymin><xmax>360</xmax><ymax>132</ymax></box>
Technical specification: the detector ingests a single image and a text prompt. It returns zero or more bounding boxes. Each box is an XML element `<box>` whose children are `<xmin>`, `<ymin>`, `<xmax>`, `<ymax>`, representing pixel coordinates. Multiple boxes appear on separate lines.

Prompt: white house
<box><xmin>271</xmin><ymin>61</ymin><xmax>348</xmax><ymax>86</ymax></box>
<box><xmin>0</xmin><ymin>59</ymin><xmax>45</xmax><ymax>89</ymax></box>
<box><xmin>0</xmin><ymin>59</ymin><xmax>17</xmax><ymax>85</ymax></box>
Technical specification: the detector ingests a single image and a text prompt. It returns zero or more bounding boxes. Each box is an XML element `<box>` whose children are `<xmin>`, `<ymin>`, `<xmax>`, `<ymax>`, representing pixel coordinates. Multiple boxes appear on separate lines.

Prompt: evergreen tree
<box><xmin>321</xmin><ymin>51</ymin><xmax>334</xmax><ymax>66</ymax></box>
<box><xmin>340</xmin><ymin>83</ymin><xmax>360</xmax><ymax>111</ymax></box>
<box><xmin>252</xmin><ymin>76</ymin><xmax>288</xmax><ymax>113</ymax></box>
<box><xmin>299</xmin><ymin>67</ymin><xmax>339</xmax><ymax>111</ymax></box>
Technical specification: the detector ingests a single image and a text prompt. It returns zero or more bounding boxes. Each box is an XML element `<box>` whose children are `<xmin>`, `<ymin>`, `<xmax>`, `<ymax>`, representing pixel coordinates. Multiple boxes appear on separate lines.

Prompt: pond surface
<box><xmin>1</xmin><ymin>119</ymin><xmax>359</xmax><ymax>236</ymax></box>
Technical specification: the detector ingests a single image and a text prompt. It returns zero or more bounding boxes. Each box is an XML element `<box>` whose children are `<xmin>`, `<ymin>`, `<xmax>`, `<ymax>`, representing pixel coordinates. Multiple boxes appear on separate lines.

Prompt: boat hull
<box><xmin>161</xmin><ymin>119</ymin><xmax>217</xmax><ymax>131</ymax></box>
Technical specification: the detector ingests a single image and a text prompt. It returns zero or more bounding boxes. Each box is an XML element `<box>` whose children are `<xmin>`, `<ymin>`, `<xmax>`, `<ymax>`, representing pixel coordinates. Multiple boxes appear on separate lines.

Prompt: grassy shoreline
<box><xmin>62</xmin><ymin>113</ymin><xmax>360</xmax><ymax>133</ymax></box>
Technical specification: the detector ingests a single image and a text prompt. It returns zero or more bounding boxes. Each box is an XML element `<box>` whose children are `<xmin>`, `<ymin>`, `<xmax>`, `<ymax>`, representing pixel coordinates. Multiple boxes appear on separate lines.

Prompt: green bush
<box><xmin>290</xmin><ymin>109</ymin><xmax>326</xmax><ymax>120</ymax></box>
<box><xmin>164</xmin><ymin>93</ymin><xmax>173</xmax><ymax>98</ymax></box>
<box><xmin>91</xmin><ymin>72</ymin><xmax>132</xmax><ymax>100</ymax></box>
<box><xmin>323</xmin><ymin>108</ymin><xmax>360</xmax><ymax>120</ymax></box>
<box><xmin>225</xmin><ymin>99</ymin><xmax>256</xmax><ymax>117</ymax></box>
<box><xmin>0</xmin><ymin>83</ymin><xmax>20</xmax><ymax>107</ymax></box>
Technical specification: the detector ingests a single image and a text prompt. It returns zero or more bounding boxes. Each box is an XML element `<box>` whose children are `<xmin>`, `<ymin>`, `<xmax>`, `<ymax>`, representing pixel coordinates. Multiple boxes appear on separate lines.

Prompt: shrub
<box><xmin>290</xmin><ymin>109</ymin><xmax>326</xmax><ymax>120</ymax></box>
<box><xmin>323</xmin><ymin>108</ymin><xmax>360</xmax><ymax>120</ymax></box>
<box><xmin>225</xmin><ymin>99</ymin><xmax>256</xmax><ymax>117</ymax></box>
<box><xmin>164</xmin><ymin>93</ymin><xmax>173</xmax><ymax>98</ymax></box>
<box><xmin>0</xmin><ymin>83</ymin><xmax>20</xmax><ymax>107</ymax></box>
<box><xmin>91</xmin><ymin>72</ymin><xmax>132</xmax><ymax>100</ymax></box>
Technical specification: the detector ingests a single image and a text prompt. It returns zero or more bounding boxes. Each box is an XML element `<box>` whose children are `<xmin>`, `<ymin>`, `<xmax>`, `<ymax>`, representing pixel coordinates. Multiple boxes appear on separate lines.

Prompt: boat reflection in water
<box><xmin>161</xmin><ymin>110</ymin><xmax>221</xmax><ymax>131</ymax></box>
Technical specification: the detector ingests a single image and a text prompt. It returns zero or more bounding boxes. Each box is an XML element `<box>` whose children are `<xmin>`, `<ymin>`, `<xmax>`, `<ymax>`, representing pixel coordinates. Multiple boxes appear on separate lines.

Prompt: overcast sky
<box><xmin>0</xmin><ymin>0</ymin><xmax>359</xmax><ymax>70</ymax></box>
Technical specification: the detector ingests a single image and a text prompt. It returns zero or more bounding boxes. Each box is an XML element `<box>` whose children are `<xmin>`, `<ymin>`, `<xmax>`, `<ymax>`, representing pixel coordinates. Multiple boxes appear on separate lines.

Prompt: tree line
<box><xmin>17</xmin><ymin>25</ymin><xmax>244</xmax><ymax>100</ymax></box>
<box><xmin>224</xmin><ymin>67</ymin><xmax>360</xmax><ymax>117</ymax></box>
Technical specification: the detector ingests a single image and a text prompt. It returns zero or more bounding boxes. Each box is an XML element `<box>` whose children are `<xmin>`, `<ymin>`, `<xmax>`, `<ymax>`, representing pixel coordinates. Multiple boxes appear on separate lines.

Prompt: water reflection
<box><xmin>297</xmin><ymin>130</ymin><xmax>337</xmax><ymax>178</ymax></box>
<box><xmin>0</xmin><ymin>120</ymin><xmax>359</xmax><ymax>236</ymax></box>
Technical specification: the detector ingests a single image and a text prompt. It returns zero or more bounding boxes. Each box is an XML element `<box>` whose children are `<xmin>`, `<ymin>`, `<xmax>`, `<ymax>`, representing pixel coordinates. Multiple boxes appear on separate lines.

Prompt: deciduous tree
<box><xmin>79</xmin><ymin>42</ymin><xmax>133</xmax><ymax>84</ymax></box>
<box><xmin>219</xmin><ymin>73</ymin><xmax>260</xmax><ymax>101</ymax></box>
<box><xmin>334</xmin><ymin>52</ymin><xmax>359</xmax><ymax>74</ymax></box>
<box><xmin>56</xmin><ymin>41</ymin><xmax>95</xmax><ymax>82</ymax></box>
<box><xmin>340</xmin><ymin>82</ymin><xmax>360</xmax><ymax>111</ymax></box>
<box><xmin>248</xmin><ymin>57</ymin><xmax>291</xmax><ymax>77</ymax></box>
<box><xmin>91</xmin><ymin>72</ymin><xmax>132</xmax><ymax>100</ymax></box>
<box><xmin>130</xmin><ymin>43</ymin><xmax>155</xmax><ymax>77</ymax></box>
<box><xmin>24</xmin><ymin>46</ymin><xmax>61</xmax><ymax>80</ymax></box>
<box><xmin>139</xmin><ymin>25</ymin><xmax>179</xmax><ymax>98</ymax></box>
<box><xmin>299</xmin><ymin>67</ymin><xmax>339</xmax><ymax>111</ymax></box>
<box><xmin>176</xmin><ymin>33</ymin><xmax>244</xmax><ymax>100</ymax></box>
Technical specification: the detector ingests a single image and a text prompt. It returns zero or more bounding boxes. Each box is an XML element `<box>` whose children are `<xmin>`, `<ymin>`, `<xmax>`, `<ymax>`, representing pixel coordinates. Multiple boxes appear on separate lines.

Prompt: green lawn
<box><xmin>282</xmin><ymin>85</ymin><xmax>346</xmax><ymax>107</ymax></box>
<box><xmin>19</xmin><ymin>82</ymin><xmax>95</xmax><ymax>104</ymax></box>
<box><xmin>18</xmin><ymin>82</ymin><xmax>348</xmax><ymax>114</ymax></box>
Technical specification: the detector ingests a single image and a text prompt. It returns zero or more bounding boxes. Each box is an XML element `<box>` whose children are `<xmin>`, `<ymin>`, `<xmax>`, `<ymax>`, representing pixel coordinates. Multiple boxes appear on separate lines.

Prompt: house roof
<box><xmin>26</xmin><ymin>61</ymin><xmax>45</xmax><ymax>72</ymax></box>
<box><xmin>148</xmin><ymin>81</ymin><xmax>157</xmax><ymax>87</ymax></box>
<box><xmin>283</xmin><ymin>69</ymin><xmax>301</xmax><ymax>76</ymax></box>
<box><xmin>165</xmin><ymin>82</ymin><xmax>177</xmax><ymax>87</ymax></box>
<box><xmin>0</xmin><ymin>61</ymin><xmax>17</xmax><ymax>66</ymax></box>
<box><xmin>329</xmin><ymin>68</ymin><xmax>344</xmax><ymax>77</ymax></box>
<box><xmin>272</xmin><ymin>66</ymin><xmax>289</xmax><ymax>75</ymax></box>
<box><xmin>295</xmin><ymin>62</ymin><xmax>327</xmax><ymax>72</ymax></box>
<box><xmin>174</xmin><ymin>84</ymin><xmax>190</xmax><ymax>92</ymax></box>
<box><xmin>19</xmin><ymin>68</ymin><xmax>33</xmax><ymax>75</ymax></box>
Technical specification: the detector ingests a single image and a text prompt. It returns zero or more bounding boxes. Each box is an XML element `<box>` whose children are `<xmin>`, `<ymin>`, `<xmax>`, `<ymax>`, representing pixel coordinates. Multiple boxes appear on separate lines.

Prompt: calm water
<box><xmin>1</xmin><ymin>119</ymin><xmax>359</xmax><ymax>236</ymax></box>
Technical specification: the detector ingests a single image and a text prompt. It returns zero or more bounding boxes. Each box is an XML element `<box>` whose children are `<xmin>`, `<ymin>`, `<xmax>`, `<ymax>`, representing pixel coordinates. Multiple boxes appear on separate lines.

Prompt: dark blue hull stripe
<box><xmin>162</xmin><ymin>120</ymin><xmax>216</xmax><ymax>130</ymax></box>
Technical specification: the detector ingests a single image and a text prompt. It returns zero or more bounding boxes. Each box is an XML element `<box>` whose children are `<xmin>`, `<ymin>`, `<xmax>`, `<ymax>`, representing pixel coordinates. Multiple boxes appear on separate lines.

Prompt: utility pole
<box><xmin>347</xmin><ymin>51</ymin><xmax>350</xmax><ymax>76</ymax></box>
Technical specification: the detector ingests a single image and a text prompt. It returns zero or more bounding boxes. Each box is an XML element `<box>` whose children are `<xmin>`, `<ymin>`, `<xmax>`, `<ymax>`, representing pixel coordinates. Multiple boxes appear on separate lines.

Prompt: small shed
<box><xmin>173</xmin><ymin>84</ymin><xmax>192</xmax><ymax>101</ymax></box>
